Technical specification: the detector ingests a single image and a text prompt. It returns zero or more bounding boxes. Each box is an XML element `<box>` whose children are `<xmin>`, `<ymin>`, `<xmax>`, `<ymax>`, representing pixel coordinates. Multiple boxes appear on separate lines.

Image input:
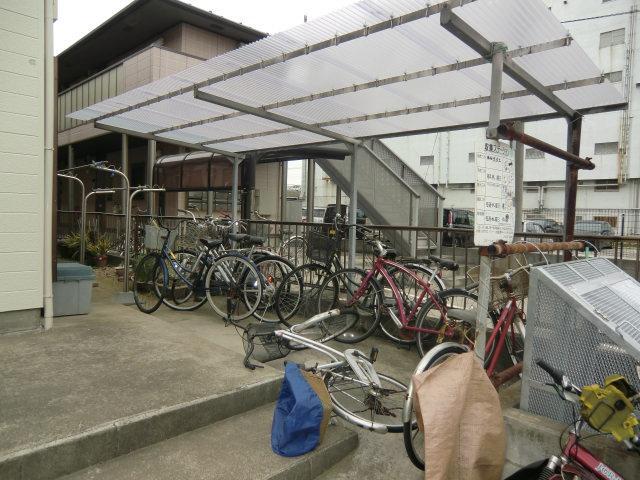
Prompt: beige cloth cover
<box><xmin>301</xmin><ymin>370</ymin><xmax>332</xmax><ymax>444</ymax></box>
<box><xmin>412</xmin><ymin>352</ymin><xmax>506</xmax><ymax>480</ymax></box>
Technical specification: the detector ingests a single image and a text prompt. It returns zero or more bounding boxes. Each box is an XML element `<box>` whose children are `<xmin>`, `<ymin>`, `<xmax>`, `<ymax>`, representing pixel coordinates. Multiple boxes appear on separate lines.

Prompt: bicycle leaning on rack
<box><xmin>132</xmin><ymin>218</ymin><xmax>265</xmax><ymax>321</ymax></box>
<box><xmin>507</xmin><ymin>359</ymin><xmax>640</xmax><ymax>479</ymax></box>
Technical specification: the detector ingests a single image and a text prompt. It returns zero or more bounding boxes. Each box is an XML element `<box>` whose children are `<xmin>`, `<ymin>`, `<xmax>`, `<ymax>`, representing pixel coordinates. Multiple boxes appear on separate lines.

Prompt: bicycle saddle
<box><xmin>428</xmin><ymin>255</ymin><xmax>459</xmax><ymax>271</ymax></box>
<box><xmin>228</xmin><ymin>233</ymin><xmax>265</xmax><ymax>245</ymax></box>
<box><xmin>199</xmin><ymin>238</ymin><xmax>223</xmax><ymax>249</ymax></box>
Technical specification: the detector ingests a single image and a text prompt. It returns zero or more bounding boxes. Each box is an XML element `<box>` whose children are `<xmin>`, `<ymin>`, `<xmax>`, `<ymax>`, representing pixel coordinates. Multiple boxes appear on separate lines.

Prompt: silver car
<box><xmin>574</xmin><ymin>220</ymin><xmax>614</xmax><ymax>250</ymax></box>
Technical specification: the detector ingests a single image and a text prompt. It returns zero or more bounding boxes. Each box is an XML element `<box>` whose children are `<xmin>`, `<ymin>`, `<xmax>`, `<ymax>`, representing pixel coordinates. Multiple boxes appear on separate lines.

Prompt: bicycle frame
<box><xmin>484</xmin><ymin>297</ymin><xmax>524</xmax><ymax>378</ymax></box>
<box><xmin>349</xmin><ymin>257</ymin><xmax>446</xmax><ymax>335</ymax></box>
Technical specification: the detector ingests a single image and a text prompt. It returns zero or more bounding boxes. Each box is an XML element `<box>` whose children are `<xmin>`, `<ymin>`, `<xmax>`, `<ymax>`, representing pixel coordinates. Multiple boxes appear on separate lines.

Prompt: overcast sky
<box><xmin>54</xmin><ymin>0</ymin><xmax>355</xmax><ymax>54</ymax></box>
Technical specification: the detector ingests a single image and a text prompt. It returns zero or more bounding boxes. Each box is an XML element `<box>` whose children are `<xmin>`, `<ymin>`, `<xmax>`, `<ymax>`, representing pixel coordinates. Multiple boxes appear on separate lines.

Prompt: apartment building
<box><xmin>56</xmin><ymin>0</ymin><xmax>265</xmax><ymax>215</ymax></box>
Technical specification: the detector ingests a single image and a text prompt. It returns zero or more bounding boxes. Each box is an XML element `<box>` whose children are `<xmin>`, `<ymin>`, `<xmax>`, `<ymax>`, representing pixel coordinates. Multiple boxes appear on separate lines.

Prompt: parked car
<box><xmin>442</xmin><ymin>208</ymin><xmax>474</xmax><ymax>247</ymax></box>
<box><xmin>522</xmin><ymin>221</ymin><xmax>546</xmax><ymax>243</ymax></box>
<box><xmin>574</xmin><ymin>220</ymin><xmax>614</xmax><ymax>250</ymax></box>
<box><xmin>525</xmin><ymin>217</ymin><xmax>563</xmax><ymax>235</ymax></box>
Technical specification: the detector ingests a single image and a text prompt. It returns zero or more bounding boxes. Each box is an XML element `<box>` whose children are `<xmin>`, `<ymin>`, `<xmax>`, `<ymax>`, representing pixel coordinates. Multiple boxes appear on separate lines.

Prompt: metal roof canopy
<box><xmin>69</xmin><ymin>0</ymin><xmax>627</xmax><ymax>266</ymax></box>
<box><xmin>70</xmin><ymin>0</ymin><xmax>625</xmax><ymax>157</ymax></box>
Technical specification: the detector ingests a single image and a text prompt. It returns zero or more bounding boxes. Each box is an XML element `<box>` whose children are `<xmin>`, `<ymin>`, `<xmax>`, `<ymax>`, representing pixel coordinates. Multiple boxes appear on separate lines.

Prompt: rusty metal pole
<box><xmin>564</xmin><ymin>115</ymin><xmax>582</xmax><ymax>260</ymax></box>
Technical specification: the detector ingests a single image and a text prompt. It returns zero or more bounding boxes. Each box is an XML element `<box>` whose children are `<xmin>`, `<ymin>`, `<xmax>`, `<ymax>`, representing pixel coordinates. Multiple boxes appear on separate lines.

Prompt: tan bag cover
<box><xmin>301</xmin><ymin>370</ymin><xmax>332</xmax><ymax>444</ymax></box>
<box><xmin>412</xmin><ymin>351</ymin><xmax>506</xmax><ymax>480</ymax></box>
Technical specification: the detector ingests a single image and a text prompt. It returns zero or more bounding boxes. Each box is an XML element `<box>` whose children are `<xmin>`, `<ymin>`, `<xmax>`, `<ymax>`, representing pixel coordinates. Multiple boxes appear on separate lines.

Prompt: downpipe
<box><xmin>42</xmin><ymin>0</ymin><xmax>56</xmax><ymax>330</ymax></box>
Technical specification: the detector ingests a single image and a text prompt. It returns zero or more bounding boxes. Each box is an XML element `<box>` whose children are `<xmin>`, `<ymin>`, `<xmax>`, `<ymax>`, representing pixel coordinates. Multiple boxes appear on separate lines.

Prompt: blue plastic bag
<box><xmin>271</xmin><ymin>363</ymin><xmax>325</xmax><ymax>457</ymax></box>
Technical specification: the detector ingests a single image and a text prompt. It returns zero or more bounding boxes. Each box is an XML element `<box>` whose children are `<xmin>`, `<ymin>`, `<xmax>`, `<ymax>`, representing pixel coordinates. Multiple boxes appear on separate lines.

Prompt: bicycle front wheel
<box><xmin>378</xmin><ymin>263</ymin><xmax>445</xmax><ymax>345</ymax></box>
<box><xmin>275</xmin><ymin>262</ymin><xmax>331</xmax><ymax>326</ymax></box>
<box><xmin>204</xmin><ymin>254</ymin><xmax>263</xmax><ymax>322</ymax></box>
<box><xmin>162</xmin><ymin>250</ymin><xmax>208</xmax><ymax>312</ymax></box>
<box><xmin>415</xmin><ymin>288</ymin><xmax>479</xmax><ymax>357</ymax></box>
<box><xmin>403</xmin><ymin>342</ymin><xmax>469</xmax><ymax>470</ymax></box>
<box><xmin>133</xmin><ymin>253</ymin><xmax>167</xmax><ymax>314</ymax></box>
<box><xmin>325</xmin><ymin>367</ymin><xmax>407</xmax><ymax>433</ymax></box>
<box><xmin>317</xmin><ymin>268</ymin><xmax>383</xmax><ymax>344</ymax></box>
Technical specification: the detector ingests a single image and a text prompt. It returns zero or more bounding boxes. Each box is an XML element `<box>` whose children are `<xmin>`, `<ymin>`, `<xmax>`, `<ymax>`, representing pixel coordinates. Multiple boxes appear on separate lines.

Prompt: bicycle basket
<box><xmin>306</xmin><ymin>229</ymin><xmax>341</xmax><ymax>264</ymax></box>
<box><xmin>144</xmin><ymin>224</ymin><xmax>177</xmax><ymax>251</ymax></box>
<box><xmin>242</xmin><ymin>323</ymin><xmax>290</xmax><ymax>365</ymax></box>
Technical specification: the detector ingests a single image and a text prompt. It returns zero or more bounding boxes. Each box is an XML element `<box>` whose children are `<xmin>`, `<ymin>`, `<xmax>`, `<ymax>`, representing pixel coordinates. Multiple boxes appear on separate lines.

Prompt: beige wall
<box><xmin>181</xmin><ymin>24</ymin><xmax>238</xmax><ymax>59</ymax></box>
<box><xmin>0</xmin><ymin>0</ymin><xmax>46</xmax><ymax>312</ymax></box>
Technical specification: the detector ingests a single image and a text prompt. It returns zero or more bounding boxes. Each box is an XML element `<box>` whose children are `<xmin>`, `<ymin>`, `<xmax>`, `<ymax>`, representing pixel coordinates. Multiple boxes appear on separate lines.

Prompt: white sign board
<box><xmin>474</xmin><ymin>139</ymin><xmax>515</xmax><ymax>246</ymax></box>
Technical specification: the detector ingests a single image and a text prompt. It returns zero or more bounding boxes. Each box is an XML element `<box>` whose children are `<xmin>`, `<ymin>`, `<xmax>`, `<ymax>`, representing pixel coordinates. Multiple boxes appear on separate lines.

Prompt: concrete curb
<box><xmin>0</xmin><ymin>376</ymin><xmax>282</xmax><ymax>480</ymax></box>
<box><xmin>268</xmin><ymin>427</ymin><xmax>359</xmax><ymax>480</ymax></box>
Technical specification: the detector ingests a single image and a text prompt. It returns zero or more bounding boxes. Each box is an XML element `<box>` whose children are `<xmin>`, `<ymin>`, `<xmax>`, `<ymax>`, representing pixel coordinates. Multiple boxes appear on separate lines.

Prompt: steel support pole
<box><xmin>57</xmin><ymin>174</ymin><xmax>85</xmax><ymax>261</ymax></box>
<box><xmin>126</xmin><ymin>188</ymin><xmax>165</xmax><ymax>291</ymax></box>
<box><xmin>306</xmin><ymin>159</ymin><xmax>315</xmax><ymax>222</ymax></box>
<box><xmin>280</xmin><ymin>161</ymin><xmax>288</xmax><ymax>221</ymax></box>
<box><xmin>121</xmin><ymin>134</ymin><xmax>128</xmax><ymax>215</ymax></box>
<box><xmin>564</xmin><ymin>115</ymin><xmax>582</xmax><ymax>261</ymax></box>
<box><xmin>513</xmin><ymin>122</ymin><xmax>524</xmax><ymax>231</ymax></box>
<box><xmin>487</xmin><ymin>43</ymin><xmax>507</xmax><ymax>138</ymax></box>
<box><xmin>348</xmin><ymin>145</ymin><xmax>358</xmax><ymax>268</ymax></box>
<box><xmin>68</xmin><ymin>145</ymin><xmax>75</xmax><ymax>210</ymax></box>
<box><xmin>147</xmin><ymin>139</ymin><xmax>157</xmax><ymax>215</ymax></box>
<box><xmin>207</xmin><ymin>192</ymin><xmax>214</xmax><ymax>215</ymax></box>
<box><xmin>475</xmin><ymin>255</ymin><xmax>491</xmax><ymax>364</ymax></box>
<box><xmin>335</xmin><ymin>185</ymin><xmax>342</xmax><ymax>212</ymax></box>
<box><xmin>231</xmin><ymin>157</ymin><xmax>240</xmax><ymax>235</ymax></box>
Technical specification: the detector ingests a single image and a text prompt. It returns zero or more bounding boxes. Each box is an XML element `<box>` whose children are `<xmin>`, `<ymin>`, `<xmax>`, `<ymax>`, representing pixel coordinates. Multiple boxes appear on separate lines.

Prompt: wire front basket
<box><xmin>242</xmin><ymin>323</ymin><xmax>290</xmax><ymax>368</ymax></box>
<box><xmin>306</xmin><ymin>229</ymin><xmax>341</xmax><ymax>264</ymax></box>
<box><xmin>466</xmin><ymin>255</ymin><xmax>531</xmax><ymax>308</ymax></box>
<box><xmin>144</xmin><ymin>224</ymin><xmax>177</xmax><ymax>251</ymax></box>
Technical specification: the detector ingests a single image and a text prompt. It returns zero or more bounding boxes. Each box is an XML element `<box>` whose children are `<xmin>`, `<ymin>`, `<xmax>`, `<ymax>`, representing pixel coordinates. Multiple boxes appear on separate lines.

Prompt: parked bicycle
<box><xmin>507</xmin><ymin>359</ymin><xmax>639</xmax><ymax>479</ymax></box>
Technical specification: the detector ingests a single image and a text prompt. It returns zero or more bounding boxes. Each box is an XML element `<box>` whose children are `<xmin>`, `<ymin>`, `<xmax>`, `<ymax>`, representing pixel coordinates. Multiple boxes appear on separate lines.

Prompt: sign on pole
<box><xmin>474</xmin><ymin>139</ymin><xmax>515</xmax><ymax>246</ymax></box>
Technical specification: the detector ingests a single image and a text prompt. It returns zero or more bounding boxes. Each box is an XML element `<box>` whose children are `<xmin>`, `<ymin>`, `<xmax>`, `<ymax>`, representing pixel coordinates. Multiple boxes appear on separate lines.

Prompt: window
<box><xmin>420</xmin><ymin>155</ymin><xmax>434</xmax><ymax>166</ymax></box>
<box><xmin>525</xmin><ymin>148</ymin><xmax>544</xmax><ymax>160</ymax></box>
<box><xmin>600</xmin><ymin>28</ymin><xmax>625</xmax><ymax>48</ymax></box>
<box><xmin>594</xmin><ymin>142</ymin><xmax>618</xmax><ymax>155</ymax></box>
<box><xmin>594</xmin><ymin>179</ymin><xmax>619</xmax><ymax>191</ymax></box>
<box><xmin>604</xmin><ymin>71</ymin><xmax>623</xmax><ymax>82</ymax></box>
<box><xmin>468</xmin><ymin>152</ymin><xmax>475</xmax><ymax>162</ymax></box>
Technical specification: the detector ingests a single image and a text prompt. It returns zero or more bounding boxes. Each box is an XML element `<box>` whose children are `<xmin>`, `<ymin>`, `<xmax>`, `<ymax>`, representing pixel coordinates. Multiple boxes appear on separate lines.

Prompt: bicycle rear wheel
<box><xmin>403</xmin><ymin>343</ymin><xmax>469</xmax><ymax>470</ymax></box>
<box><xmin>133</xmin><ymin>253</ymin><xmax>166</xmax><ymax>314</ymax></box>
<box><xmin>325</xmin><ymin>367</ymin><xmax>407</xmax><ymax>433</ymax></box>
<box><xmin>204</xmin><ymin>254</ymin><xmax>263</xmax><ymax>322</ymax></box>
<box><xmin>317</xmin><ymin>268</ymin><xmax>383</xmax><ymax>344</ymax></box>
<box><xmin>275</xmin><ymin>263</ymin><xmax>331</xmax><ymax>326</ymax></box>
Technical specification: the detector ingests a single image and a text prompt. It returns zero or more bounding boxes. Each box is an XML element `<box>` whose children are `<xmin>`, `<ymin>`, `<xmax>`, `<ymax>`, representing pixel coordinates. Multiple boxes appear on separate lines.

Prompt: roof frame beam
<box><xmin>151</xmin><ymin>36</ymin><xmax>572</xmax><ymax>136</ymax></box>
<box><xmin>89</xmin><ymin>0</ymin><xmax>479</xmax><ymax>123</ymax></box>
<box><xmin>440</xmin><ymin>3</ymin><xmax>577</xmax><ymax>119</ymax></box>
<box><xmin>194</xmin><ymin>88</ymin><xmax>361</xmax><ymax>145</ymax></box>
<box><xmin>197</xmin><ymin>76</ymin><xmax>605</xmax><ymax>148</ymax></box>
<box><xmin>94</xmin><ymin>121</ymin><xmax>243</xmax><ymax>158</ymax></box>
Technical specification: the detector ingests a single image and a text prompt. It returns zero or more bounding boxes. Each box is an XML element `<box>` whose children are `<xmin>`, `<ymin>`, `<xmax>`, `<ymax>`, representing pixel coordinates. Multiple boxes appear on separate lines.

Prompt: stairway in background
<box><xmin>316</xmin><ymin>139</ymin><xmax>442</xmax><ymax>257</ymax></box>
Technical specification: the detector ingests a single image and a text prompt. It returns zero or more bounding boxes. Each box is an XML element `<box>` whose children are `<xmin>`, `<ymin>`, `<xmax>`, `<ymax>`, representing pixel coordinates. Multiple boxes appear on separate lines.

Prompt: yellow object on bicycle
<box><xmin>579</xmin><ymin>374</ymin><xmax>639</xmax><ymax>442</ymax></box>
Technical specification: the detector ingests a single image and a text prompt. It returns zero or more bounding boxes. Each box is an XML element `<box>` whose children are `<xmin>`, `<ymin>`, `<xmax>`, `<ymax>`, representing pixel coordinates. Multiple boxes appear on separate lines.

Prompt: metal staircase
<box><xmin>315</xmin><ymin>139</ymin><xmax>442</xmax><ymax>257</ymax></box>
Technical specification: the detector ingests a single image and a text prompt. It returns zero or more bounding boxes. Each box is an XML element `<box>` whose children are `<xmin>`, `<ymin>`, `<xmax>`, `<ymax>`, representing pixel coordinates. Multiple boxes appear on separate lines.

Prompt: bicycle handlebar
<box><xmin>536</xmin><ymin>359</ymin><xmax>565</xmax><ymax>387</ymax></box>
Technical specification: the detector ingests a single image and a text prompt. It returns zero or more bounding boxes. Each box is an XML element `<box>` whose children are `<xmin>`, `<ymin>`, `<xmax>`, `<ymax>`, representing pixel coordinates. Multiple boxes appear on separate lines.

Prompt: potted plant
<box><xmin>88</xmin><ymin>236</ymin><xmax>113</xmax><ymax>268</ymax></box>
<box><xmin>60</xmin><ymin>232</ymin><xmax>82</xmax><ymax>259</ymax></box>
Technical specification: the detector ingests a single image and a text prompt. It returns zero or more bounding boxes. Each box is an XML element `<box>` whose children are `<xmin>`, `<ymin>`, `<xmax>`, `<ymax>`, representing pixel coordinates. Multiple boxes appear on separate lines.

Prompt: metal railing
<box><xmin>56</xmin><ymin>211</ymin><xmax>640</xmax><ymax>282</ymax></box>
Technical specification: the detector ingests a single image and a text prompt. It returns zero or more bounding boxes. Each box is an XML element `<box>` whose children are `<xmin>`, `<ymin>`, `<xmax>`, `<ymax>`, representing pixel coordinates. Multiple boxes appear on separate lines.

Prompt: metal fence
<box><xmin>56</xmin><ymin>211</ymin><xmax>640</xmax><ymax>283</ymax></box>
<box><xmin>524</xmin><ymin>208</ymin><xmax>640</xmax><ymax>236</ymax></box>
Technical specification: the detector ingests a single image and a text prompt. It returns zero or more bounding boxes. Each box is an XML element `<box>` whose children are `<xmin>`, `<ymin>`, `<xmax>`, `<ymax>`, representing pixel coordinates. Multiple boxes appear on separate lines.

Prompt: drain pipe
<box><xmin>42</xmin><ymin>0</ymin><xmax>56</xmax><ymax>330</ymax></box>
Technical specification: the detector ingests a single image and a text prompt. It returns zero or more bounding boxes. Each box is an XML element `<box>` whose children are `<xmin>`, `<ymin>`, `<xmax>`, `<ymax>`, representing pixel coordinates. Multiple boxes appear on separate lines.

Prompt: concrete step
<box><xmin>0</xmin><ymin>304</ymin><xmax>283</xmax><ymax>480</ymax></box>
<box><xmin>59</xmin><ymin>403</ymin><xmax>359</xmax><ymax>480</ymax></box>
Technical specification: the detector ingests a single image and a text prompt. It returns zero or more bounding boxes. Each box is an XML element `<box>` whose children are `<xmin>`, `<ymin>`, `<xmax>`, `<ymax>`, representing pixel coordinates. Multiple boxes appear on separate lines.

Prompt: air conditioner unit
<box><xmin>521</xmin><ymin>257</ymin><xmax>640</xmax><ymax>424</ymax></box>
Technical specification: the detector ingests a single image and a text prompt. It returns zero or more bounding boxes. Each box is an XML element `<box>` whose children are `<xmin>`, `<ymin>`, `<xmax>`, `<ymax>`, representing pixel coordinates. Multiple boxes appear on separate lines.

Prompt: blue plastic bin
<box><xmin>53</xmin><ymin>263</ymin><xmax>96</xmax><ymax>316</ymax></box>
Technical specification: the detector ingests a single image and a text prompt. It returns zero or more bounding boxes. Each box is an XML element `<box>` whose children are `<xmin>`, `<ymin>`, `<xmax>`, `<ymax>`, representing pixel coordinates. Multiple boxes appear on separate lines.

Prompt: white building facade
<box><xmin>381</xmin><ymin>0</ymin><xmax>639</xmax><ymax>231</ymax></box>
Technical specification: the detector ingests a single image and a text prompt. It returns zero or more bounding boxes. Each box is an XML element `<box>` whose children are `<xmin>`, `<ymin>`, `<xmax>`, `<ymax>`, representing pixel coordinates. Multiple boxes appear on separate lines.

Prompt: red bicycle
<box><xmin>315</xmin><ymin>237</ymin><xmax>478</xmax><ymax>345</ymax></box>
<box><xmin>506</xmin><ymin>359</ymin><xmax>640</xmax><ymax>480</ymax></box>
